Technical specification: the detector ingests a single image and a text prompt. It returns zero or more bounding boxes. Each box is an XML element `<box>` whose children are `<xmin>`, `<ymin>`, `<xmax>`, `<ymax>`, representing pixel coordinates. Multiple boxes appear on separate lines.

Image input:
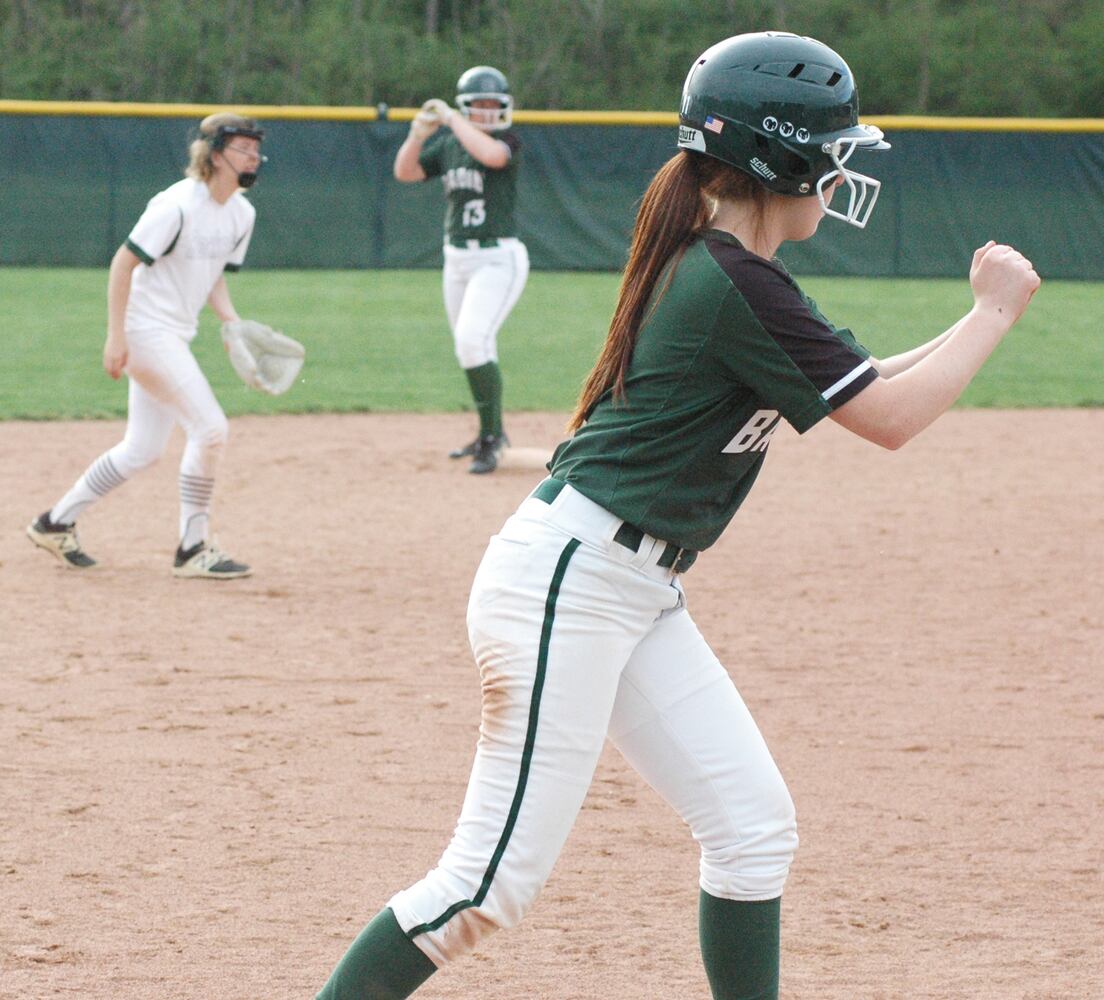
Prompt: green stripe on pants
<box><xmin>407</xmin><ymin>537</ymin><xmax>582</xmax><ymax>937</ymax></box>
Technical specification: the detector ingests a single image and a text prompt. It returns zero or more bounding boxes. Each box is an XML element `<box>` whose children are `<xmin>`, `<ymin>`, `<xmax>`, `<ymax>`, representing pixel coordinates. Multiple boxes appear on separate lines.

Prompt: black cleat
<box><xmin>26</xmin><ymin>512</ymin><xmax>97</xmax><ymax>569</ymax></box>
<box><xmin>468</xmin><ymin>433</ymin><xmax>509</xmax><ymax>475</ymax></box>
<box><xmin>172</xmin><ymin>540</ymin><xmax>251</xmax><ymax>580</ymax></box>
<box><xmin>449</xmin><ymin>437</ymin><xmax>481</xmax><ymax>459</ymax></box>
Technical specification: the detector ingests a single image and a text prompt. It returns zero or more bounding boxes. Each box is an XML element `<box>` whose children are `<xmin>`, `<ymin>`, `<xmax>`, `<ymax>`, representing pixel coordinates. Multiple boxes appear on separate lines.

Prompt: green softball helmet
<box><xmin>678</xmin><ymin>31</ymin><xmax>889</xmax><ymax>228</ymax></box>
<box><xmin>456</xmin><ymin>65</ymin><xmax>513</xmax><ymax>129</ymax></box>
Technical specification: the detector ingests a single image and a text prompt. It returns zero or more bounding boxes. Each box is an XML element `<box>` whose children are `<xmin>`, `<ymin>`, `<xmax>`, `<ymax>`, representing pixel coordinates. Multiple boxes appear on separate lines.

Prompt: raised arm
<box><xmin>394</xmin><ymin>135</ymin><xmax>429</xmax><ymax>183</ymax></box>
<box><xmin>870</xmin><ymin>324</ymin><xmax>958</xmax><ymax>378</ymax></box>
<box><xmin>394</xmin><ymin>100</ymin><xmax>443</xmax><ymax>182</ymax></box>
<box><xmin>441</xmin><ymin>106</ymin><xmax>512</xmax><ymax>169</ymax></box>
<box><xmin>831</xmin><ymin>242</ymin><xmax>1040</xmax><ymax>449</ymax></box>
<box><xmin>869</xmin><ymin>242</ymin><xmax>995</xmax><ymax>378</ymax></box>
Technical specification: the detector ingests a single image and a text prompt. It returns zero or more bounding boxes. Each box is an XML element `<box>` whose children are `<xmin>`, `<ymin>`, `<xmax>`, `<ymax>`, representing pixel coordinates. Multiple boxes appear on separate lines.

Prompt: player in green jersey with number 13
<box><xmin>394</xmin><ymin>65</ymin><xmax>529</xmax><ymax>475</ymax></box>
<box><xmin>318</xmin><ymin>32</ymin><xmax>1038</xmax><ymax>999</ymax></box>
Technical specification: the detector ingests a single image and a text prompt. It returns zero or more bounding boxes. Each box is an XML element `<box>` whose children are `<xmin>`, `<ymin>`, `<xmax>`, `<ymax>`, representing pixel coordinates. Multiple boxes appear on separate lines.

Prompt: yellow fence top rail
<box><xmin>1</xmin><ymin>100</ymin><xmax>1103</xmax><ymax>132</ymax></box>
<box><xmin>0</xmin><ymin>100</ymin><xmax>382</xmax><ymax>121</ymax></box>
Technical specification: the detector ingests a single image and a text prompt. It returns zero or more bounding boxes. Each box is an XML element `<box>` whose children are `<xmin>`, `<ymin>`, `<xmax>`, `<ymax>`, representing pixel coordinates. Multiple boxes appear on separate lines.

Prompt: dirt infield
<box><xmin>2</xmin><ymin>410</ymin><xmax>1101</xmax><ymax>1000</ymax></box>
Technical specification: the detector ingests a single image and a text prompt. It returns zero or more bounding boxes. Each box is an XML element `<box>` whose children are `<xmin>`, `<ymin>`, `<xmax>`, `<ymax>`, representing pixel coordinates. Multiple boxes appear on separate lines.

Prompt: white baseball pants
<box><xmin>50</xmin><ymin>330</ymin><xmax>228</xmax><ymax>544</ymax></box>
<box><xmin>388</xmin><ymin>483</ymin><xmax>798</xmax><ymax>967</ymax></box>
<box><xmin>442</xmin><ymin>238</ymin><xmax>529</xmax><ymax>369</ymax></box>
<box><xmin>118</xmin><ymin>331</ymin><xmax>229</xmax><ymax>478</ymax></box>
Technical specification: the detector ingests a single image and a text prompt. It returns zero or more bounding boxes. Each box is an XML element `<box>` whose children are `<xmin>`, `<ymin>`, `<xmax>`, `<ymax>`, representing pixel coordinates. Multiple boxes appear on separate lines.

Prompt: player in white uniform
<box><xmin>394</xmin><ymin>66</ymin><xmax>529</xmax><ymax>475</ymax></box>
<box><xmin>27</xmin><ymin>112</ymin><xmax>265</xmax><ymax>579</ymax></box>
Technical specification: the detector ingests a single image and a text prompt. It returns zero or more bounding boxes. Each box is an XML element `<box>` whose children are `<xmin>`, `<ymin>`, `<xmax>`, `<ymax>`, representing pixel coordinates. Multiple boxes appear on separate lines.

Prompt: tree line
<box><xmin>2</xmin><ymin>0</ymin><xmax>1102</xmax><ymax>116</ymax></box>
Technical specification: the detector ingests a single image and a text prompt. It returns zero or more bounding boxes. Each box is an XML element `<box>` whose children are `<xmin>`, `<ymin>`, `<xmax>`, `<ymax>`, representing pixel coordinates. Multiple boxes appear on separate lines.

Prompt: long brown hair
<box><xmin>568</xmin><ymin>151</ymin><xmax>769</xmax><ymax>431</ymax></box>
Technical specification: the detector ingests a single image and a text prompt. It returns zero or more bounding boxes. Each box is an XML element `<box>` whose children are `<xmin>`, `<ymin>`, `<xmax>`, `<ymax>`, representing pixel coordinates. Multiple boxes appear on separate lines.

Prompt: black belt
<box><xmin>532</xmin><ymin>478</ymin><xmax>698</xmax><ymax>574</ymax></box>
<box><xmin>448</xmin><ymin>236</ymin><xmax>504</xmax><ymax>248</ymax></box>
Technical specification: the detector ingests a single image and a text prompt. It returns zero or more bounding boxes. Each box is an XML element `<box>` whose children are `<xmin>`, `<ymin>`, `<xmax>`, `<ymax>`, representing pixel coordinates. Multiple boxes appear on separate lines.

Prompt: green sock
<box><xmin>463</xmin><ymin>361</ymin><xmax>503</xmax><ymax>437</ymax></box>
<box><xmin>316</xmin><ymin>907</ymin><xmax>436</xmax><ymax>1000</ymax></box>
<box><xmin>698</xmin><ymin>892</ymin><xmax>781</xmax><ymax>1000</ymax></box>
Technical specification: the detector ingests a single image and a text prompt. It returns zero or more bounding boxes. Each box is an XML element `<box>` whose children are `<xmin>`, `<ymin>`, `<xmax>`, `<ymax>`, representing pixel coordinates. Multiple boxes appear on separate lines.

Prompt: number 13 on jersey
<box><xmin>462</xmin><ymin>199</ymin><xmax>486</xmax><ymax>227</ymax></box>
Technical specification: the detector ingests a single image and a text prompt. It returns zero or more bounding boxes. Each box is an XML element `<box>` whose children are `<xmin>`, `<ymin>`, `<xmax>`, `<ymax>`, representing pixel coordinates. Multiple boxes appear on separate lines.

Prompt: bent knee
<box><xmin>113</xmin><ymin>444</ymin><xmax>162</xmax><ymax>475</ymax></box>
<box><xmin>700</xmin><ymin>784</ymin><xmax>798</xmax><ymax>900</ymax></box>
<box><xmin>194</xmin><ymin>416</ymin><xmax>229</xmax><ymax>453</ymax></box>
<box><xmin>394</xmin><ymin>894</ymin><xmax>533</xmax><ymax>968</ymax></box>
<box><xmin>390</xmin><ymin>870</ymin><xmax>542</xmax><ymax>968</ymax></box>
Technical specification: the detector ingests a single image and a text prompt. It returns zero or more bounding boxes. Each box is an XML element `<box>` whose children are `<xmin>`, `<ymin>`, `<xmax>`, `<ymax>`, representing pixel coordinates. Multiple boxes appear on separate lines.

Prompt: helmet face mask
<box><xmin>816</xmin><ymin>137</ymin><xmax>884</xmax><ymax>229</ymax></box>
<box><xmin>456</xmin><ymin>65</ymin><xmax>513</xmax><ymax>130</ymax></box>
<box><xmin>205</xmin><ymin>123</ymin><xmax>267</xmax><ymax>188</ymax></box>
<box><xmin>677</xmin><ymin>32</ymin><xmax>889</xmax><ymax>228</ymax></box>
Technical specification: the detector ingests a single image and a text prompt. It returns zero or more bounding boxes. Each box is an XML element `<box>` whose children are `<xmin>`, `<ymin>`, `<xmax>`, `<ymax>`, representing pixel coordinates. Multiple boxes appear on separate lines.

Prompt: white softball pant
<box><xmin>119</xmin><ymin>331</ymin><xmax>229</xmax><ymax>477</ymax></box>
<box><xmin>388</xmin><ymin>482</ymin><xmax>798</xmax><ymax>967</ymax></box>
<box><xmin>442</xmin><ymin>238</ymin><xmax>529</xmax><ymax>369</ymax></box>
<box><xmin>50</xmin><ymin>330</ymin><xmax>228</xmax><ymax>540</ymax></box>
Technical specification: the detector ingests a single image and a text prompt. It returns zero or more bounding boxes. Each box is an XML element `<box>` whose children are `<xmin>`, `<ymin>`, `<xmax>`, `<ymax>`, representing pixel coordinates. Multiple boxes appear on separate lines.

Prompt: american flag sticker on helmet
<box><xmin>704</xmin><ymin>115</ymin><xmax>724</xmax><ymax>133</ymax></box>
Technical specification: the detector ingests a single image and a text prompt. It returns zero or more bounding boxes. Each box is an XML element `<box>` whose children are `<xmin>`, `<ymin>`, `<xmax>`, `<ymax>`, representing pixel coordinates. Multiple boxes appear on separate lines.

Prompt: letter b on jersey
<box><xmin>722</xmin><ymin>409</ymin><xmax>781</xmax><ymax>454</ymax></box>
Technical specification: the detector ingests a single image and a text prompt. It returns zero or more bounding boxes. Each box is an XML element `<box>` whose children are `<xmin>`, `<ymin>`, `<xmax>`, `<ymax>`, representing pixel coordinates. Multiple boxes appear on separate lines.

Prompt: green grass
<box><xmin>2</xmin><ymin>267</ymin><xmax>1100</xmax><ymax>420</ymax></box>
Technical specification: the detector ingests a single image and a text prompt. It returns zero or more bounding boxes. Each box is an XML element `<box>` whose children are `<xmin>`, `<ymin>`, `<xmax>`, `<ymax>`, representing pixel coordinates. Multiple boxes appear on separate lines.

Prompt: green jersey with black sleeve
<box><xmin>549</xmin><ymin>228</ymin><xmax>879</xmax><ymax>552</ymax></box>
<box><xmin>418</xmin><ymin>130</ymin><xmax>521</xmax><ymax>240</ymax></box>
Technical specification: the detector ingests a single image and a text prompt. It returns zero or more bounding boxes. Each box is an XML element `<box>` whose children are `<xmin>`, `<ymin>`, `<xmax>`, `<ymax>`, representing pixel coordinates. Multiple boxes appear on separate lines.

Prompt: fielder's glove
<box><xmin>221</xmin><ymin>319</ymin><xmax>305</xmax><ymax>396</ymax></box>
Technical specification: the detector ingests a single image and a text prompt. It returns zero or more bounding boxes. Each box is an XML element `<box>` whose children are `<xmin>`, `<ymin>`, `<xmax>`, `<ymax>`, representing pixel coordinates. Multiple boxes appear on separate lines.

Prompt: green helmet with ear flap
<box><xmin>677</xmin><ymin>31</ymin><xmax>890</xmax><ymax>228</ymax></box>
<box><xmin>456</xmin><ymin>65</ymin><xmax>513</xmax><ymax>128</ymax></box>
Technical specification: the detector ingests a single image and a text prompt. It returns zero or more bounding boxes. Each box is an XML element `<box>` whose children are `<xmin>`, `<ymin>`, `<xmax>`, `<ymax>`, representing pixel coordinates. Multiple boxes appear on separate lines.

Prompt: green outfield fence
<box><xmin>3</xmin><ymin>101</ymin><xmax>1104</xmax><ymax>278</ymax></box>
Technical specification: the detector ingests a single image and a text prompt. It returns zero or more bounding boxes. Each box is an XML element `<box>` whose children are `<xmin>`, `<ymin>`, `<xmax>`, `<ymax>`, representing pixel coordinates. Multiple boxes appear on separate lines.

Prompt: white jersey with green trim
<box><xmin>125</xmin><ymin>178</ymin><xmax>255</xmax><ymax>341</ymax></box>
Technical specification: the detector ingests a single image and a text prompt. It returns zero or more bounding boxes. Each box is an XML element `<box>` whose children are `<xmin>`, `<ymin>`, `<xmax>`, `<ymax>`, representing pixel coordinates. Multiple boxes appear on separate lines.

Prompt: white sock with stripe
<box><xmin>50</xmin><ymin>453</ymin><xmax>128</xmax><ymax>525</ymax></box>
<box><xmin>179</xmin><ymin>473</ymin><xmax>215</xmax><ymax>550</ymax></box>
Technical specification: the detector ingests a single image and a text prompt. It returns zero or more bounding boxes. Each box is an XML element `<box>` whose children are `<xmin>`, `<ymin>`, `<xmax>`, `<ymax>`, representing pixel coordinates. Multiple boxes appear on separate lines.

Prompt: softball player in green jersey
<box><xmin>26</xmin><ymin>113</ymin><xmax>264</xmax><ymax>578</ymax></box>
<box><xmin>318</xmin><ymin>33</ymin><xmax>1039</xmax><ymax>999</ymax></box>
<box><xmin>394</xmin><ymin>65</ymin><xmax>529</xmax><ymax>474</ymax></box>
